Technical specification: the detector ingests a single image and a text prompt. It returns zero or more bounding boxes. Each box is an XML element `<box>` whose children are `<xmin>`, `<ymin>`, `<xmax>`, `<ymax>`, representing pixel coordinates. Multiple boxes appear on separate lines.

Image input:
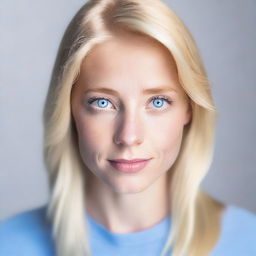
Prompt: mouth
<box><xmin>108</xmin><ymin>158</ymin><xmax>151</xmax><ymax>163</ymax></box>
<box><xmin>107</xmin><ymin>158</ymin><xmax>152</xmax><ymax>174</ymax></box>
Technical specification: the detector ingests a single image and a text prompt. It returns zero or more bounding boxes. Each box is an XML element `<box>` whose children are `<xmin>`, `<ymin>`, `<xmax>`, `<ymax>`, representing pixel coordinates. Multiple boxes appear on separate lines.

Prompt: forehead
<box><xmin>78</xmin><ymin>32</ymin><xmax>183</xmax><ymax>94</ymax></box>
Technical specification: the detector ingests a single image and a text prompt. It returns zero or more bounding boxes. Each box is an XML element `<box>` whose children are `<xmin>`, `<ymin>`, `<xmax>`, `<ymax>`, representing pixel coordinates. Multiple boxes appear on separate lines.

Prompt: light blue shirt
<box><xmin>0</xmin><ymin>204</ymin><xmax>255</xmax><ymax>255</ymax></box>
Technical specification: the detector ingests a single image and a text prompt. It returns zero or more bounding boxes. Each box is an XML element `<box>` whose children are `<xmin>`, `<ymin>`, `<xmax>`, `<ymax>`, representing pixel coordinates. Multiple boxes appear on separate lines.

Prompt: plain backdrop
<box><xmin>0</xmin><ymin>0</ymin><xmax>255</xmax><ymax>220</ymax></box>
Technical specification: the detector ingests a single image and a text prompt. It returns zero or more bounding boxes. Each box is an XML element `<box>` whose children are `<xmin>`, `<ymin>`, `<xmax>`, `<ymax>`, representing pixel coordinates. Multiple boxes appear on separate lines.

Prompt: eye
<box><xmin>87</xmin><ymin>97</ymin><xmax>114</xmax><ymax>110</ymax></box>
<box><xmin>87</xmin><ymin>95</ymin><xmax>172</xmax><ymax>111</ymax></box>
<box><xmin>149</xmin><ymin>96</ymin><xmax>172</xmax><ymax>109</ymax></box>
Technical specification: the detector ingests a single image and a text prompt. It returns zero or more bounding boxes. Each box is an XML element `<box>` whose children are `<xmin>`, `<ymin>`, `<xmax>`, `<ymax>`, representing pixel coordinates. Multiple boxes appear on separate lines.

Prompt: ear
<box><xmin>184</xmin><ymin>103</ymin><xmax>192</xmax><ymax>126</ymax></box>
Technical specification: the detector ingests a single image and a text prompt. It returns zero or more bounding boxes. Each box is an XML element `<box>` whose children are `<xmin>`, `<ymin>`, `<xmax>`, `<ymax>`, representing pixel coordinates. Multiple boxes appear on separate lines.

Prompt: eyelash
<box><xmin>86</xmin><ymin>95</ymin><xmax>172</xmax><ymax>111</ymax></box>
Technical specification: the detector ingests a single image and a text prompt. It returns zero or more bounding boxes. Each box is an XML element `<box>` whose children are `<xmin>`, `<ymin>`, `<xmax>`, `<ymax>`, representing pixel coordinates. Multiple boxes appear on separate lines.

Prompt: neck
<box><xmin>85</xmin><ymin>172</ymin><xmax>171</xmax><ymax>233</ymax></box>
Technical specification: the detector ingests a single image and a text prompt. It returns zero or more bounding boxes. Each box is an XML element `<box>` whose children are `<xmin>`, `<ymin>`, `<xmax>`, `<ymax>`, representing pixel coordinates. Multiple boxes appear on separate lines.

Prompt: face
<box><xmin>71</xmin><ymin>32</ymin><xmax>191</xmax><ymax>194</ymax></box>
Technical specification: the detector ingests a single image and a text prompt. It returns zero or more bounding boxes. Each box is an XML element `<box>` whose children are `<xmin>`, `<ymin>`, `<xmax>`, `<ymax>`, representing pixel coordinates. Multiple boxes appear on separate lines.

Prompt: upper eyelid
<box><xmin>87</xmin><ymin>95</ymin><xmax>171</xmax><ymax>102</ymax></box>
<box><xmin>86</xmin><ymin>94</ymin><xmax>172</xmax><ymax>101</ymax></box>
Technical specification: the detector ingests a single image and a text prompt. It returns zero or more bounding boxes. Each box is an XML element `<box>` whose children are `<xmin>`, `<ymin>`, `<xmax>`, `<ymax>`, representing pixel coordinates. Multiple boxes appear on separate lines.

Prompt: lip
<box><xmin>109</xmin><ymin>158</ymin><xmax>150</xmax><ymax>163</ymax></box>
<box><xmin>108</xmin><ymin>158</ymin><xmax>151</xmax><ymax>174</ymax></box>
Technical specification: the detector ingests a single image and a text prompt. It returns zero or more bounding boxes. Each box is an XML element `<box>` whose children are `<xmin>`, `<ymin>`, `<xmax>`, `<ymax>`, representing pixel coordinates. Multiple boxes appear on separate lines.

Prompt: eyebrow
<box><xmin>84</xmin><ymin>86</ymin><xmax>177</xmax><ymax>96</ymax></box>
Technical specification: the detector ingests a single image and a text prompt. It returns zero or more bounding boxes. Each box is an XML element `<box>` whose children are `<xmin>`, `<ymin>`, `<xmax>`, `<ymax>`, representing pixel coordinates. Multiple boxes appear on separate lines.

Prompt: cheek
<box><xmin>73</xmin><ymin>112</ymin><xmax>106</xmax><ymax>159</ymax></box>
<box><xmin>151</xmin><ymin>112</ymin><xmax>185</xmax><ymax>157</ymax></box>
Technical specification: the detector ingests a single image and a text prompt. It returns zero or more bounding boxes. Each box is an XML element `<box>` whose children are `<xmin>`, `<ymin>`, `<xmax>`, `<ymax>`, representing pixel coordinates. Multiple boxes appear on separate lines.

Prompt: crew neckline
<box><xmin>85</xmin><ymin>214</ymin><xmax>171</xmax><ymax>246</ymax></box>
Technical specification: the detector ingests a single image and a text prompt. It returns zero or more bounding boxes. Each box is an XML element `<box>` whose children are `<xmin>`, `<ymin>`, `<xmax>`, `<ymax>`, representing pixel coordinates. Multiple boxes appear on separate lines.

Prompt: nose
<box><xmin>113</xmin><ymin>109</ymin><xmax>143</xmax><ymax>147</ymax></box>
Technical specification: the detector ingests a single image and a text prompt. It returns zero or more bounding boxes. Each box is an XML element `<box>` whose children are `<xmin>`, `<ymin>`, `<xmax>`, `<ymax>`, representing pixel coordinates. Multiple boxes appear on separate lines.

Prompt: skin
<box><xmin>71</xmin><ymin>31</ymin><xmax>191</xmax><ymax>233</ymax></box>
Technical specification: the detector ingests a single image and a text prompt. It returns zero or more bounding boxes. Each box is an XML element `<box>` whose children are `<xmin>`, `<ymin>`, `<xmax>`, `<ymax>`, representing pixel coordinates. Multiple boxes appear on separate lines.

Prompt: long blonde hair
<box><xmin>43</xmin><ymin>0</ymin><xmax>225</xmax><ymax>255</ymax></box>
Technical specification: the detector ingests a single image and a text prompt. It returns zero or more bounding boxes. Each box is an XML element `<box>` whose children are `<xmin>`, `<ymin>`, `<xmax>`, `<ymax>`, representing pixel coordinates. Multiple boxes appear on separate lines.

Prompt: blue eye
<box><xmin>150</xmin><ymin>96</ymin><xmax>172</xmax><ymax>109</ymax></box>
<box><xmin>87</xmin><ymin>96</ymin><xmax>172</xmax><ymax>111</ymax></box>
<box><xmin>87</xmin><ymin>97</ymin><xmax>113</xmax><ymax>109</ymax></box>
<box><xmin>96</xmin><ymin>98</ymin><xmax>110</xmax><ymax>108</ymax></box>
<box><xmin>152</xmin><ymin>98</ymin><xmax>165</xmax><ymax>108</ymax></box>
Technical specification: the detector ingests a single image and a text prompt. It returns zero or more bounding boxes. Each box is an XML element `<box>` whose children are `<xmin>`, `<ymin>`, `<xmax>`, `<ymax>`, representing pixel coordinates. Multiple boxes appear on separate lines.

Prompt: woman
<box><xmin>0</xmin><ymin>0</ymin><xmax>255</xmax><ymax>255</ymax></box>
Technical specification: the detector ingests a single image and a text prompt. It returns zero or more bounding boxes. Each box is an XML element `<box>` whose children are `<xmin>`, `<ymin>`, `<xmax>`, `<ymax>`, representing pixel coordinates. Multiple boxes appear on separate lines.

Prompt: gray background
<box><xmin>0</xmin><ymin>0</ymin><xmax>255</xmax><ymax>221</ymax></box>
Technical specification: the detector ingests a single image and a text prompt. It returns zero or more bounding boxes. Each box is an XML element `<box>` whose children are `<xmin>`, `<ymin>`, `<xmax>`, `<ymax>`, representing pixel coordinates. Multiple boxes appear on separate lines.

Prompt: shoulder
<box><xmin>0</xmin><ymin>205</ymin><xmax>55</xmax><ymax>256</ymax></box>
<box><xmin>211</xmin><ymin>204</ymin><xmax>256</xmax><ymax>255</ymax></box>
<box><xmin>221</xmin><ymin>204</ymin><xmax>256</xmax><ymax>235</ymax></box>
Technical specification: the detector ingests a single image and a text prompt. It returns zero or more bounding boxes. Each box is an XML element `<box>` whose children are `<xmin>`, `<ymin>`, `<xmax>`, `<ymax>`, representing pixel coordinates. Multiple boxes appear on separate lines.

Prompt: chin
<box><xmin>108</xmin><ymin>181</ymin><xmax>149</xmax><ymax>194</ymax></box>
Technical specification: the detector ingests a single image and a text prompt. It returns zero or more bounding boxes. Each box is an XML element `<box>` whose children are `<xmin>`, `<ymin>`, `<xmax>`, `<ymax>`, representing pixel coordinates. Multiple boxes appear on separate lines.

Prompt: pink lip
<box><xmin>110</xmin><ymin>158</ymin><xmax>150</xmax><ymax>163</ymax></box>
<box><xmin>108</xmin><ymin>159</ymin><xmax>151</xmax><ymax>174</ymax></box>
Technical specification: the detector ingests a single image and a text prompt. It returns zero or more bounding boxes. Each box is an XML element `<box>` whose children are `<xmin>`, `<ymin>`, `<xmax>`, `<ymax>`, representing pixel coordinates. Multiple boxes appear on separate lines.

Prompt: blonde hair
<box><xmin>43</xmin><ymin>0</ymin><xmax>226</xmax><ymax>255</ymax></box>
